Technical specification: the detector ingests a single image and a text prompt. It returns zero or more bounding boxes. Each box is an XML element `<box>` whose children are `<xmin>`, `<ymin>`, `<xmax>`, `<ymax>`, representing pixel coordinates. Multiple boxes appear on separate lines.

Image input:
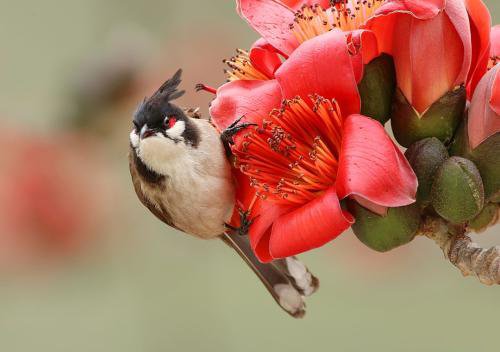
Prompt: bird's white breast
<box><xmin>135</xmin><ymin>119</ymin><xmax>235</xmax><ymax>239</ymax></box>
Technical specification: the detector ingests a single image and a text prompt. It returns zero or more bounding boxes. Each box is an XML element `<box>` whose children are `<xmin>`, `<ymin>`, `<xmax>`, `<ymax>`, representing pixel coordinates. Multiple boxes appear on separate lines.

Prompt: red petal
<box><xmin>491</xmin><ymin>68</ymin><xmax>500</xmax><ymax>116</ymax></box>
<box><xmin>249</xmin><ymin>38</ymin><xmax>283</xmax><ymax>79</ymax></box>
<box><xmin>237</xmin><ymin>0</ymin><xmax>298</xmax><ymax>56</ymax></box>
<box><xmin>209</xmin><ymin>79</ymin><xmax>282</xmax><ymax>131</ymax></box>
<box><xmin>444</xmin><ymin>0</ymin><xmax>472</xmax><ymax>87</ymax></box>
<box><xmin>491</xmin><ymin>25</ymin><xmax>500</xmax><ymax>59</ymax></box>
<box><xmin>464</xmin><ymin>0</ymin><xmax>492</xmax><ymax>97</ymax></box>
<box><xmin>280</xmin><ymin>0</ymin><xmax>330</xmax><ymax>10</ymax></box>
<box><xmin>275</xmin><ymin>30</ymin><xmax>361</xmax><ymax>117</ymax></box>
<box><xmin>366</xmin><ymin>0</ymin><xmax>446</xmax><ymax>51</ymax></box>
<box><xmin>336</xmin><ymin>114</ymin><xmax>418</xmax><ymax>208</ymax></box>
<box><xmin>248</xmin><ymin>201</ymin><xmax>291</xmax><ymax>263</ymax></box>
<box><xmin>371</xmin><ymin>0</ymin><xmax>445</xmax><ymax>20</ymax></box>
<box><xmin>351</xmin><ymin>195</ymin><xmax>388</xmax><ymax>217</ymax></box>
<box><xmin>229</xmin><ymin>171</ymin><xmax>291</xmax><ymax>263</ymax></box>
<box><xmin>229</xmin><ymin>171</ymin><xmax>257</xmax><ymax>228</ymax></box>
<box><xmin>348</xmin><ymin>30</ymin><xmax>379</xmax><ymax>83</ymax></box>
<box><xmin>390</xmin><ymin>11</ymin><xmax>464</xmax><ymax>113</ymax></box>
<box><xmin>268</xmin><ymin>187</ymin><xmax>354</xmax><ymax>259</ymax></box>
<box><xmin>468</xmin><ymin>64</ymin><xmax>500</xmax><ymax>149</ymax></box>
<box><xmin>367</xmin><ymin>0</ymin><xmax>471</xmax><ymax>113</ymax></box>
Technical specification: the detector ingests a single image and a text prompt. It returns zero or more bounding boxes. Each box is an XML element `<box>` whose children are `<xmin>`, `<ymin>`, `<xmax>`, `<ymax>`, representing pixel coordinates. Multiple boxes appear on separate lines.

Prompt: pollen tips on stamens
<box><xmin>488</xmin><ymin>56</ymin><xmax>499</xmax><ymax>70</ymax></box>
<box><xmin>291</xmin><ymin>0</ymin><xmax>384</xmax><ymax>44</ymax></box>
<box><xmin>223</xmin><ymin>48</ymin><xmax>270</xmax><ymax>82</ymax></box>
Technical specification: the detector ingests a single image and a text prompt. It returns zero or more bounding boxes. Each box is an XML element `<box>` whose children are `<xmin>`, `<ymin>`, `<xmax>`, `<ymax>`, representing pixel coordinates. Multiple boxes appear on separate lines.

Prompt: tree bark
<box><xmin>420</xmin><ymin>217</ymin><xmax>500</xmax><ymax>285</ymax></box>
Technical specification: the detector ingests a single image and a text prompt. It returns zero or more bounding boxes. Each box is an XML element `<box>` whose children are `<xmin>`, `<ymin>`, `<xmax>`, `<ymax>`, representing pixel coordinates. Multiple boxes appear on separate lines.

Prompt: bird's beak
<box><xmin>140</xmin><ymin>124</ymin><xmax>156</xmax><ymax>139</ymax></box>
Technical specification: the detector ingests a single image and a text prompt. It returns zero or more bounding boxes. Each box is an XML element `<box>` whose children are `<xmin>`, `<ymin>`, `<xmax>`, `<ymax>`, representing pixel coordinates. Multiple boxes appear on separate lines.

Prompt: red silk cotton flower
<box><xmin>365</xmin><ymin>0</ymin><xmax>491</xmax><ymax>113</ymax></box>
<box><xmin>211</xmin><ymin>31</ymin><xmax>417</xmax><ymax>262</ymax></box>
<box><xmin>222</xmin><ymin>0</ymin><xmax>380</xmax><ymax>83</ymax></box>
<box><xmin>468</xmin><ymin>26</ymin><xmax>500</xmax><ymax>149</ymax></box>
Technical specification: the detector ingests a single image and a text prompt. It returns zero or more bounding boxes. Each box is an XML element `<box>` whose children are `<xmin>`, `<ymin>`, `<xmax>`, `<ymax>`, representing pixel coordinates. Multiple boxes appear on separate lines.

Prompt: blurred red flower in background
<box><xmin>211</xmin><ymin>31</ymin><xmax>417</xmax><ymax>262</ymax></box>
<box><xmin>0</xmin><ymin>129</ymin><xmax>109</xmax><ymax>272</ymax></box>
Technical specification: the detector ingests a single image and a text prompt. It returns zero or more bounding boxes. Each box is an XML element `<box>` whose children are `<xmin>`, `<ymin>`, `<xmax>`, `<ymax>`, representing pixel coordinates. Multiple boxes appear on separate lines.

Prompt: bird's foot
<box><xmin>221</xmin><ymin>116</ymin><xmax>257</xmax><ymax>147</ymax></box>
<box><xmin>225</xmin><ymin>209</ymin><xmax>254</xmax><ymax>237</ymax></box>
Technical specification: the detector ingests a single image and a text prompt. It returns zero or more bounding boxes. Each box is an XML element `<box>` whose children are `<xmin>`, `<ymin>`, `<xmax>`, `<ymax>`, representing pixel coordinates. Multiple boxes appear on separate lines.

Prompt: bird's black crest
<box><xmin>153</xmin><ymin>69</ymin><xmax>185</xmax><ymax>102</ymax></box>
<box><xmin>133</xmin><ymin>69</ymin><xmax>186</xmax><ymax>130</ymax></box>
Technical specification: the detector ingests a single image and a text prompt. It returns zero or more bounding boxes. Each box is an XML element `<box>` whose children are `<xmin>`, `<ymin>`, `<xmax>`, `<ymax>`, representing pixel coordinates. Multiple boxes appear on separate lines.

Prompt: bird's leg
<box><xmin>221</xmin><ymin>116</ymin><xmax>257</xmax><ymax>155</ymax></box>
<box><xmin>237</xmin><ymin>209</ymin><xmax>253</xmax><ymax>236</ymax></box>
<box><xmin>225</xmin><ymin>208</ymin><xmax>254</xmax><ymax>237</ymax></box>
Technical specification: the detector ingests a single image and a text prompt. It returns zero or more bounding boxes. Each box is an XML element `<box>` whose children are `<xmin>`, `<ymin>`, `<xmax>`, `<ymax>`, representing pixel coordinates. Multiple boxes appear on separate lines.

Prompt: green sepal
<box><xmin>431</xmin><ymin>157</ymin><xmax>485</xmax><ymax>224</ymax></box>
<box><xmin>358</xmin><ymin>54</ymin><xmax>396</xmax><ymax>124</ymax></box>
<box><xmin>391</xmin><ymin>86</ymin><xmax>466</xmax><ymax>147</ymax></box>
<box><xmin>350</xmin><ymin>202</ymin><xmax>421</xmax><ymax>253</ymax></box>
<box><xmin>405</xmin><ymin>138</ymin><xmax>449</xmax><ymax>206</ymax></box>
<box><xmin>469</xmin><ymin>203</ymin><xmax>498</xmax><ymax>232</ymax></box>
<box><xmin>449</xmin><ymin>118</ymin><xmax>500</xmax><ymax>202</ymax></box>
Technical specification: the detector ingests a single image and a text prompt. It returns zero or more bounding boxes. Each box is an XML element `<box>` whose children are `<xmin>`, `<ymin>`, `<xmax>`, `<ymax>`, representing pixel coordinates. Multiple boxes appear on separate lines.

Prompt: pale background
<box><xmin>0</xmin><ymin>1</ymin><xmax>499</xmax><ymax>351</ymax></box>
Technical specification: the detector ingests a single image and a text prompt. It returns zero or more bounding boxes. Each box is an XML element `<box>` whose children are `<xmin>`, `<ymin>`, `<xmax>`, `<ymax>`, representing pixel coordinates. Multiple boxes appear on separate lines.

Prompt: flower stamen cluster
<box><xmin>233</xmin><ymin>96</ymin><xmax>342</xmax><ymax>205</ymax></box>
<box><xmin>223</xmin><ymin>49</ymin><xmax>270</xmax><ymax>81</ymax></box>
<box><xmin>291</xmin><ymin>0</ymin><xmax>384</xmax><ymax>43</ymax></box>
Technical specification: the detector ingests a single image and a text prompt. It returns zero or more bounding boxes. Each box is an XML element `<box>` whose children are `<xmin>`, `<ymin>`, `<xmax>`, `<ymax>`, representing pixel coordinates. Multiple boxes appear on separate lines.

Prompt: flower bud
<box><xmin>358</xmin><ymin>54</ymin><xmax>396</xmax><ymax>125</ymax></box>
<box><xmin>450</xmin><ymin>118</ymin><xmax>500</xmax><ymax>203</ymax></box>
<box><xmin>391</xmin><ymin>86</ymin><xmax>466</xmax><ymax>148</ymax></box>
<box><xmin>469</xmin><ymin>203</ymin><xmax>499</xmax><ymax>233</ymax></box>
<box><xmin>448</xmin><ymin>117</ymin><xmax>469</xmax><ymax>157</ymax></box>
<box><xmin>431</xmin><ymin>157</ymin><xmax>485</xmax><ymax>224</ymax></box>
<box><xmin>405</xmin><ymin>138</ymin><xmax>449</xmax><ymax>206</ymax></box>
<box><xmin>468</xmin><ymin>134</ymin><xmax>500</xmax><ymax>203</ymax></box>
<box><xmin>350</xmin><ymin>202</ymin><xmax>421</xmax><ymax>253</ymax></box>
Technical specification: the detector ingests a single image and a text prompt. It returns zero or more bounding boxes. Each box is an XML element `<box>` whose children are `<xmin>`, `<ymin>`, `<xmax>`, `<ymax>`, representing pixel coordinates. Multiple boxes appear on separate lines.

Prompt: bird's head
<box><xmin>130</xmin><ymin>69</ymin><xmax>200</xmax><ymax>176</ymax></box>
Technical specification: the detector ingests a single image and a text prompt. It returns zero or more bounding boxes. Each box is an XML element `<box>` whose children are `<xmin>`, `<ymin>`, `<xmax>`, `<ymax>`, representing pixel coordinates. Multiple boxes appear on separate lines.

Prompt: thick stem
<box><xmin>420</xmin><ymin>217</ymin><xmax>500</xmax><ymax>285</ymax></box>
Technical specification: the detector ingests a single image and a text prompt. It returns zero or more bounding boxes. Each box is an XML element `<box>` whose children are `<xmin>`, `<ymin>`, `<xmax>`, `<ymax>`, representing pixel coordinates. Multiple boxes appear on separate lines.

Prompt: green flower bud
<box><xmin>405</xmin><ymin>138</ymin><xmax>449</xmax><ymax>206</ymax></box>
<box><xmin>448</xmin><ymin>116</ymin><xmax>469</xmax><ymax>157</ymax></box>
<box><xmin>350</xmin><ymin>203</ymin><xmax>421</xmax><ymax>252</ymax></box>
<box><xmin>431</xmin><ymin>157</ymin><xmax>485</xmax><ymax>224</ymax></box>
<box><xmin>469</xmin><ymin>134</ymin><xmax>500</xmax><ymax>203</ymax></box>
<box><xmin>449</xmin><ymin>118</ymin><xmax>500</xmax><ymax>202</ymax></box>
<box><xmin>391</xmin><ymin>86</ymin><xmax>466</xmax><ymax>148</ymax></box>
<box><xmin>358</xmin><ymin>54</ymin><xmax>396</xmax><ymax>125</ymax></box>
<box><xmin>469</xmin><ymin>203</ymin><xmax>499</xmax><ymax>233</ymax></box>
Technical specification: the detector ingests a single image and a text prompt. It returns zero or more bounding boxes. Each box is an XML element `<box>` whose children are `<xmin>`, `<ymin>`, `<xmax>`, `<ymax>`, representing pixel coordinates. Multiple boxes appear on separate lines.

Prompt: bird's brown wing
<box><xmin>128</xmin><ymin>149</ymin><xmax>178</xmax><ymax>230</ymax></box>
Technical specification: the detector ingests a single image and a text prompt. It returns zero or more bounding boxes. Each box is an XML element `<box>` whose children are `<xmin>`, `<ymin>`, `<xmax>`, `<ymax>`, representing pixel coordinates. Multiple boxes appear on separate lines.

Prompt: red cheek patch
<box><xmin>168</xmin><ymin>117</ymin><xmax>177</xmax><ymax>129</ymax></box>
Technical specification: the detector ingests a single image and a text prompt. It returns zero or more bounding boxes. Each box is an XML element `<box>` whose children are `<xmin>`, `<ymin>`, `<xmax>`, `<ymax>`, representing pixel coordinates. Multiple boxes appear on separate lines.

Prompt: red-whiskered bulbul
<box><xmin>128</xmin><ymin>70</ymin><xmax>319</xmax><ymax>318</ymax></box>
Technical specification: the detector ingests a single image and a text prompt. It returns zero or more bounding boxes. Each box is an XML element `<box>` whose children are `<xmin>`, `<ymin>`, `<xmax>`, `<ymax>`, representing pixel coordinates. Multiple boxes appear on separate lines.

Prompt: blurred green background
<box><xmin>0</xmin><ymin>1</ymin><xmax>499</xmax><ymax>351</ymax></box>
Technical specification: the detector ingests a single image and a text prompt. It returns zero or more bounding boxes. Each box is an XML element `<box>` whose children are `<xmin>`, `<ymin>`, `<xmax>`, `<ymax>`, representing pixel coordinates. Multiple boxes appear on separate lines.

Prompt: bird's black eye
<box><xmin>163</xmin><ymin>115</ymin><xmax>177</xmax><ymax>129</ymax></box>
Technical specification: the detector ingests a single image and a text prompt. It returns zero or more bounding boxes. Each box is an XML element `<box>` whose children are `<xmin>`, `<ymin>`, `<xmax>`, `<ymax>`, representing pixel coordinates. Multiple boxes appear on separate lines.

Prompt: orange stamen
<box><xmin>223</xmin><ymin>49</ymin><xmax>270</xmax><ymax>81</ymax></box>
<box><xmin>233</xmin><ymin>96</ymin><xmax>343</xmax><ymax>206</ymax></box>
<box><xmin>488</xmin><ymin>56</ymin><xmax>499</xmax><ymax>70</ymax></box>
<box><xmin>290</xmin><ymin>1</ymin><xmax>385</xmax><ymax>44</ymax></box>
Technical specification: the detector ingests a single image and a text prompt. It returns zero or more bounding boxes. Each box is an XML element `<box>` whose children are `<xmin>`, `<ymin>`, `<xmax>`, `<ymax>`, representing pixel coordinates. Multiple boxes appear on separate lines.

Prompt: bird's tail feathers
<box><xmin>221</xmin><ymin>232</ymin><xmax>319</xmax><ymax>318</ymax></box>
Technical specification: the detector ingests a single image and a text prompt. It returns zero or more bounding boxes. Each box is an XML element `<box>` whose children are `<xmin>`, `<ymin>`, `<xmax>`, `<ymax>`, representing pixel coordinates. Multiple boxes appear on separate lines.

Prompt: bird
<box><xmin>128</xmin><ymin>69</ymin><xmax>319</xmax><ymax>318</ymax></box>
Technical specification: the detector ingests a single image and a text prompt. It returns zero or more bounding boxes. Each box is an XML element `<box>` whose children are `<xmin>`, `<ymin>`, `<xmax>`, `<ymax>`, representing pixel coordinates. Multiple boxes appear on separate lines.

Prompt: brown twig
<box><xmin>419</xmin><ymin>216</ymin><xmax>500</xmax><ymax>285</ymax></box>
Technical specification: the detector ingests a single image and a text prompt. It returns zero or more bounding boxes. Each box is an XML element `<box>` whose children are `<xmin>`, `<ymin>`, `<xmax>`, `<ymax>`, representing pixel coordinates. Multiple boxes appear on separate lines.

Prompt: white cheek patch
<box><xmin>137</xmin><ymin>136</ymin><xmax>186</xmax><ymax>176</ymax></box>
<box><xmin>166</xmin><ymin>120</ymin><xmax>186</xmax><ymax>141</ymax></box>
<box><xmin>130</xmin><ymin>130</ymin><xmax>139</xmax><ymax>148</ymax></box>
